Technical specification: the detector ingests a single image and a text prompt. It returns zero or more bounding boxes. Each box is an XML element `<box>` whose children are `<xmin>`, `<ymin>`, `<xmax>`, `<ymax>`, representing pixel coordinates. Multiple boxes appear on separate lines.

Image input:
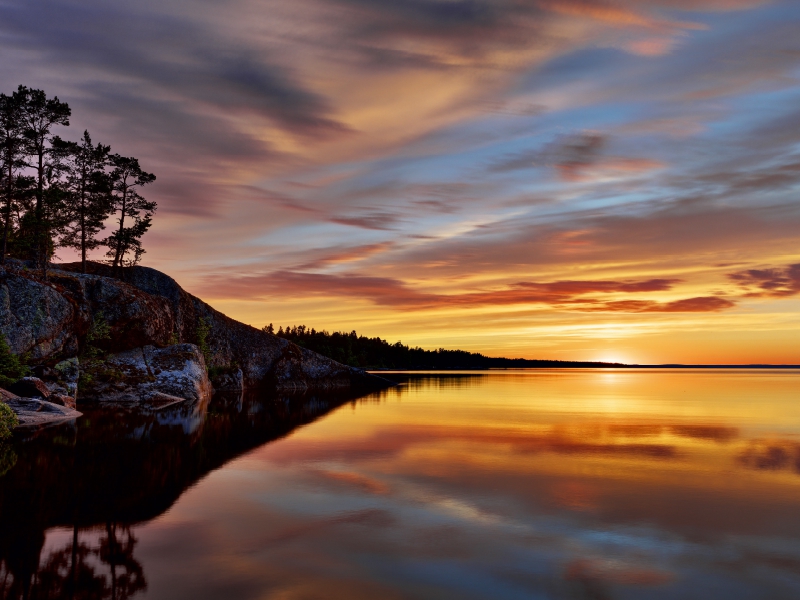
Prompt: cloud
<box><xmin>514</xmin><ymin>278</ymin><xmax>680</xmax><ymax>294</ymax></box>
<box><xmin>597</xmin><ymin>297</ymin><xmax>736</xmax><ymax>313</ymax></box>
<box><xmin>0</xmin><ymin>1</ymin><xmax>349</xmax><ymax>136</ymax></box>
<box><xmin>491</xmin><ymin>132</ymin><xmax>665</xmax><ymax>179</ymax></box>
<box><xmin>297</xmin><ymin>242</ymin><xmax>394</xmax><ymax>269</ymax></box>
<box><xmin>728</xmin><ymin>263</ymin><xmax>800</xmax><ymax>298</ymax></box>
<box><xmin>199</xmin><ymin>270</ymin><xmax>734</xmax><ymax>313</ymax></box>
<box><xmin>329</xmin><ymin>212</ymin><xmax>402</xmax><ymax>230</ymax></box>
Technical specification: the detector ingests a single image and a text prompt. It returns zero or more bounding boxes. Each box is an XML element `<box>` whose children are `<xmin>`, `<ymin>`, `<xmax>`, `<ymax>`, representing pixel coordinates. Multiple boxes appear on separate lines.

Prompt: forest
<box><xmin>0</xmin><ymin>85</ymin><xmax>157</xmax><ymax>274</ymax></box>
<box><xmin>267</xmin><ymin>324</ymin><xmax>621</xmax><ymax>369</ymax></box>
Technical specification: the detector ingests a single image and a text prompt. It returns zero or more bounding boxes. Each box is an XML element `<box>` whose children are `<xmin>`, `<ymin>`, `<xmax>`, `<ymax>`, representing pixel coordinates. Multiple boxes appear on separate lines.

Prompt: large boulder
<box><xmin>80</xmin><ymin>344</ymin><xmax>213</xmax><ymax>406</ymax></box>
<box><xmin>0</xmin><ymin>267</ymin><xmax>77</xmax><ymax>360</ymax></box>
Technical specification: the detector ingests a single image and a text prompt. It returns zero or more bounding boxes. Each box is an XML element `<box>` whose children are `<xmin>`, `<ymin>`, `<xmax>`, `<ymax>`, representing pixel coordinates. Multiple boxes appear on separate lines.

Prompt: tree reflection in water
<box><xmin>0</xmin><ymin>387</ymin><xmax>374</xmax><ymax>600</ymax></box>
<box><xmin>1</xmin><ymin>523</ymin><xmax>145</xmax><ymax>600</ymax></box>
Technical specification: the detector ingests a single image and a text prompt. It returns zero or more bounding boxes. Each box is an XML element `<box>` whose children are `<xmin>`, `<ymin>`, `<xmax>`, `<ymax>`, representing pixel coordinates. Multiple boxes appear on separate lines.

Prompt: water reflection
<box><xmin>0</xmin><ymin>389</ymin><xmax>362</xmax><ymax>599</ymax></box>
<box><xmin>1</xmin><ymin>370</ymin><xmax>800</xmax><ymax>599</ymax></box>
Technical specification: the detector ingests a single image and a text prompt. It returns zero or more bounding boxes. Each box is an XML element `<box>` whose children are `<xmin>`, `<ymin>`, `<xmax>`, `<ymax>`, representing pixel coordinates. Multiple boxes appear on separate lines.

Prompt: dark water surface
<box><xmin>2</xmin><ymin>369</ymin><xmax>800</xmax><ymax>599</ymax></box>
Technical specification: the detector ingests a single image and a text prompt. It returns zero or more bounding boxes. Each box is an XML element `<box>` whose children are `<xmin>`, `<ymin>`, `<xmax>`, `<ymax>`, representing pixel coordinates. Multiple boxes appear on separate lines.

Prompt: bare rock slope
<box><xmin>0</xmin><ymin>261</ymin><xmax>390</xmax><ymax>410</ymax></box>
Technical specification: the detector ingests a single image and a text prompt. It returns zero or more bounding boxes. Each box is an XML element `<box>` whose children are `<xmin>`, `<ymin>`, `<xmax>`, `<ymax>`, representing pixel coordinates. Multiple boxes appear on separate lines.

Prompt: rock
<box><xmin>0</xmin><ymin>267</ymin><xmax>77</xmax><ymax>360</ymax></box>
<box><xmin>2</xmin><ymin>396</ymin><xmax>82</xmax><ymax>429</ymax></box>
<box><xmin>80</xmin><ymin>344</ymin><xmax>213</xmax><ymax>405</ymax></box>
<box><xmin>4</xmin><ymin>261</ymin><xmax>394</xmax><ymax>395</ymax></box>
<box><xmin>211</xmin><ymin>367</ymin><xmax>244</xmax><ymax>391</ymax></box>
<box><xmin>7</xmin><ymin>377</ymin><xmax>51</xmax><ymax>399</ymax></box>
<box><xmin>52</xmin><ymin>357</ymin><xmax>79</xmax><ymax>398</ymax></box>
<box><xmin>47</xmin><ymin>271</ymin><xmax>175</xmax><ymax>352</ymax></box>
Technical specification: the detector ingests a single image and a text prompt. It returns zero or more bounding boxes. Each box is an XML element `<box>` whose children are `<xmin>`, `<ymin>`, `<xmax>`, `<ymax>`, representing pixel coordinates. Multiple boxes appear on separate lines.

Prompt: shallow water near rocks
<box><xmin>2</xmin><ymin>369</ymin><xmax>800</xmax><ymax>599</ymax></box>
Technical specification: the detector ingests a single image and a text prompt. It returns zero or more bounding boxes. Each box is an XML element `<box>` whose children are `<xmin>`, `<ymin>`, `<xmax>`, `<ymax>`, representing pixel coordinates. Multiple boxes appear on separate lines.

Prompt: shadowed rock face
<box><xmin>79</xmin><ymin>344</ymin><xmax>213</xmax><ymax>405</ymax></box>
<box><xmin>0</xmin><ymin>261</ymin><xmax>391</xmax><ymax>394</ymax></box>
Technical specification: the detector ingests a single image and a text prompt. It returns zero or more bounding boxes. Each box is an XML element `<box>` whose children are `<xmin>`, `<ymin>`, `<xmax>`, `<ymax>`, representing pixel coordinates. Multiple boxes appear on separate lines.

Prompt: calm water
<box><xmin>2</xmin><ymin>369</ymin><xmax>800</xmax><ymax>599</ymax></box>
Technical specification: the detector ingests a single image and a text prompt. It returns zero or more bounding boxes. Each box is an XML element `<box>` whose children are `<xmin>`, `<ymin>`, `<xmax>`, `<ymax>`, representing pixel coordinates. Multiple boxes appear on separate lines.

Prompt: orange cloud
<box><xmin>199</xmin><ymin>271</ymin><xmax>732</xmax><ymax>314</ymax></box>
<box><xmin>540</xmin><ymin>0</ymin><xmax>703</xmax><ymax>31</ymax></box>
<box><xmin>729</xmin><ymin>263</ymin><xmax>800</xmax><ymax>298</ymax></box>
<box><xmin>597</xmin><ymin>297</ymin><xmax>735</xmax><ymax>312</ymax></box>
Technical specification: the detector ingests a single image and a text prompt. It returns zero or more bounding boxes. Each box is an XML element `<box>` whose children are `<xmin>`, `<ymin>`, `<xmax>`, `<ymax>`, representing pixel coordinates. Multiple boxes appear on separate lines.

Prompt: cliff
<box><xmin>0</xmin><ymin>260</ymin><xmax>390</xmax><ymax>420</ymax></box>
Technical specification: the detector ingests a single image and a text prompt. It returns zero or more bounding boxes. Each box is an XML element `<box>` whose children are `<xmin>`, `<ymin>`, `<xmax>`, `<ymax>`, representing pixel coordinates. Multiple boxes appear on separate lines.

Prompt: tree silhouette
<box><xmin>0</xmin><ymin>89</ymin><xmax>27</xmax><ymax>266</ymax></box>
<box><xmin>18</xmin><ymin>86</ymin><xmax>71</xmax><ymax>275</ymax></box>
<box><xmin>105</xmin><ymin>155</ymin><xmax>156</xmax><ymax>270</ymax></box>
<box><xmin>0</xmin><ymin>85</ymin><xmax>159</xmax><ymax>271</ymax></box>
<box><xmin>56</xmin><ymin>131</ymin><xmax>112</xmax><ymax>273</ymax></box>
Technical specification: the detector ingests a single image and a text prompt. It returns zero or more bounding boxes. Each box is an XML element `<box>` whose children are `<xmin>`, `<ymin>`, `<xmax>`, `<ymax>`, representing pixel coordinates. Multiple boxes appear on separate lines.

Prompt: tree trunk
<box><xmin>113</xmin><ymin>180</ymin><xmax>127</xmax><ymax>272</ymax></box>
<box><xmin>36</xmin><ymin>146</ymin><xmax>46</xmax><ymax>278</ymax></box>
<box><xmin>80</xmin><ymin>174</ymin><xmax>87</xmax><ymax>274</ymax></box>
<box><xmin>1</xmin><ymin>159</ymin><xmax>12</xmax><ymax>266</ymax></box>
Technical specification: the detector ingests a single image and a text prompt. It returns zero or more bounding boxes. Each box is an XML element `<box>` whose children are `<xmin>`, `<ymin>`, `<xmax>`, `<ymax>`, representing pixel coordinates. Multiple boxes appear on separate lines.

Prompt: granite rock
<box><xmin>80</xmin><ymin>344</ymin><xmax>213</xmax><ymax>405</ymax></box>
<box><xmin>0</xmin><ymin>266</ymin><xmax>77</xmax><ymax>360</ymax></box>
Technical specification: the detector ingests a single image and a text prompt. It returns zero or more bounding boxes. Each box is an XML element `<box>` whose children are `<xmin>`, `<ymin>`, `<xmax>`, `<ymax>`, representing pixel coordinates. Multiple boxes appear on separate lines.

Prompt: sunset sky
<box><xmin>3</xmin><ymin>0</ymin><xmax>799</xmax><ymax>364</ymax></box>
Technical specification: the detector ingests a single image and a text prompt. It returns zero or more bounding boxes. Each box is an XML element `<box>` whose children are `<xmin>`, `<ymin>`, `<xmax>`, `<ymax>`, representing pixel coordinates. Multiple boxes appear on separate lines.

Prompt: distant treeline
<box><xmin>1</xmin><ymin>85</ymin><xmax>157</xmax><ymax>274</ymax></box>
<box><xmin>264</xmin><ymin>324</ymin><xmax>622</xmax><ymax>369</ymax></box>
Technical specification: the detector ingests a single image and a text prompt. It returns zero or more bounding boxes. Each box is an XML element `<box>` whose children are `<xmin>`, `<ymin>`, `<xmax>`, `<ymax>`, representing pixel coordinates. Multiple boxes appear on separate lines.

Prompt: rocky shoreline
<box><xmin>0</xmin><ymin>260</ymin><xmax>393</xmax><ymax>429</ymax></box>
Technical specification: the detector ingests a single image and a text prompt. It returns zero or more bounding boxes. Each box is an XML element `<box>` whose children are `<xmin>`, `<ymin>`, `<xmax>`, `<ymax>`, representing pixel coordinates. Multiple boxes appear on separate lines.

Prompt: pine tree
<box><xmin>0</xmin><ymin>90</ymin><xmax>27</xmax><ymax>265</ymax></box>
<box><xmin>56</xmin><ymin>131</ymin><xmax>112</xmax><ymax>273</ymax></box>
<box><xmin>18</xmin><ymin>86</ymin><xmax>71</xmax><ymax>274</ymax></box>
<box><xmin>105</xmin><ymin>155</ymin><xmax>156</xmax><ymax>269</ymax></box>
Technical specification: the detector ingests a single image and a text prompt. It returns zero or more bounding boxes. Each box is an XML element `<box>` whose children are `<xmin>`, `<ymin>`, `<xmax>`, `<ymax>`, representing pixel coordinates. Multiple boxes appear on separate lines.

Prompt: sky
<box><xmin>2</xmin><ymin>0</ymin><xmax>799</xmax><ymax>364</ymax></box>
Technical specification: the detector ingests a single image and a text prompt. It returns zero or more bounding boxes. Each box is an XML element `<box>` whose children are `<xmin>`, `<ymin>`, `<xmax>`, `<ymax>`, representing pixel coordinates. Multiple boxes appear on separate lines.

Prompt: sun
<box><xmin>594</xmin><ymin>353</ymin><xmax>635</xmax><ymax>365</ymax></box>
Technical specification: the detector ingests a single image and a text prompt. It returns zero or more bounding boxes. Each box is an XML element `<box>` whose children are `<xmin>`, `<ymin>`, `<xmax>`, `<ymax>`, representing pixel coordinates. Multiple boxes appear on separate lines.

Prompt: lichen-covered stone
<box><xmin>80</xmin><ymin>344</ymin><xmax>213</xmax><ymax>405</ymax></box>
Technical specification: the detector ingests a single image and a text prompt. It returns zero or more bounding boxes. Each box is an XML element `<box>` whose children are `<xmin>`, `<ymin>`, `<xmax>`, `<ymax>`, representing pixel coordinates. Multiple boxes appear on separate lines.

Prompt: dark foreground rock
<box><xmin>0</xmin><ymin>260</ymin><xmax>392</xmax><ymax>411</ymax></box>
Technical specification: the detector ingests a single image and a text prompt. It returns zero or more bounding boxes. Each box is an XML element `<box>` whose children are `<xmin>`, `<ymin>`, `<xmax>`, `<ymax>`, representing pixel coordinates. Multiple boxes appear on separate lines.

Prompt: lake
<box><xmin>2</xmin><ymin>369</ymin><xmax>800</xmax><ymax>599</ymax></box>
